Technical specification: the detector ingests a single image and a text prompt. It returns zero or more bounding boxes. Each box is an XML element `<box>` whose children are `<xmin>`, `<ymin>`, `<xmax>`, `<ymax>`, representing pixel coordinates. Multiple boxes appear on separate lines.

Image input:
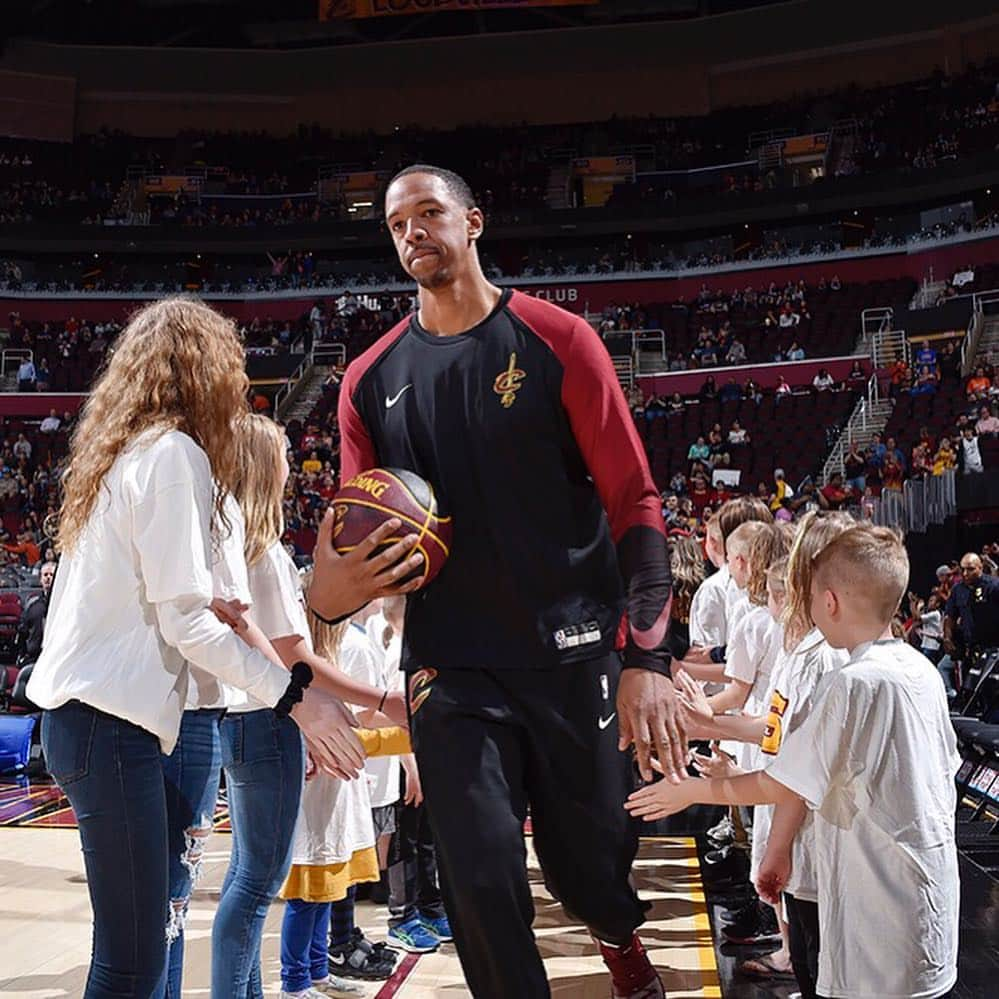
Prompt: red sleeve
<box><xmin>559</xmin><ymin>316</ymin><xmax>666</xmax><ymax>543</ymax></box>
<box><xmin>508</xmin><ymin>292</ymin><xmax>673</xmax><ymax>674</ymax></box>
<box><xmin>338</xmin><ymin>364</ymin><xmax>377</xmax><ymax>482</ymax></box>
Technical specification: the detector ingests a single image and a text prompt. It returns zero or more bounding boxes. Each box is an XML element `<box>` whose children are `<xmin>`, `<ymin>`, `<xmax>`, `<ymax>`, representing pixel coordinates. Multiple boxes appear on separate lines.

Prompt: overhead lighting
<box><xmin>353</xmin><ymin>201</ymin><xmax>373</xmax><ymax>208</ymax></box>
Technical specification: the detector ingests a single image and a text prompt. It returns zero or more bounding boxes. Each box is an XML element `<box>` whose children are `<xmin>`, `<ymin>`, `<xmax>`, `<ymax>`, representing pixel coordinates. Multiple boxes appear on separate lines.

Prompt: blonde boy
<box><xmin>629</xmin><ymin>524</ymin><xmax>960</xmax><ymax>999</ymax></box>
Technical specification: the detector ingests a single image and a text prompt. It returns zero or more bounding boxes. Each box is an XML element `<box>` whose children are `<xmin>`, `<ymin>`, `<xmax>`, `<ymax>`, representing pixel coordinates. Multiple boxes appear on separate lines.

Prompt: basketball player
<box><xmin>310</xmin><ymin>165</ymin><xmax>683</xmax><ymax>999</ymax></box>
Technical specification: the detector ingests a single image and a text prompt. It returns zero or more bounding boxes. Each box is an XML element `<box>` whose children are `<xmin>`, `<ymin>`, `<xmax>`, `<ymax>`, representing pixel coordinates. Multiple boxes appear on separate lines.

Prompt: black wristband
<box><xmin>710</xmin><ymin>645</ymin><xmax>727</xmax><ymax>664</ymax></box>
<box><xmin>378</xmin><ymin>689</ymin><xmax>388</xmax><ymax>713</ymax></box>
<box><xmin>308</xmin><ymin>601</ymin><xmax>365</xmax><ymax>626</ymax></box>
<box><xmin>274</xmin><ymin>661</ymin><xmax>314</xmax><ymax>718</ymax></box>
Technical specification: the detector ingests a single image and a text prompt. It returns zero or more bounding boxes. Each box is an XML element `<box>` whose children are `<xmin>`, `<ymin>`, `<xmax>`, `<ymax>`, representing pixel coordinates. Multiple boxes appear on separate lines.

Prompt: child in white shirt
<box><xmin>630</xmin><ymin>522</ymin><xmax>960</xmax><ymax>999</ymax></box>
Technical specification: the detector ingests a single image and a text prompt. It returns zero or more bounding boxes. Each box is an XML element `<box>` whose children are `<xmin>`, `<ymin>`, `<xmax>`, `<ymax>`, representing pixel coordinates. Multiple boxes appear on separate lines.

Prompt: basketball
<box><xmin>331</xmin><ymin>468</ymin><xmax>453</xmax><ymax>587</ymax></box>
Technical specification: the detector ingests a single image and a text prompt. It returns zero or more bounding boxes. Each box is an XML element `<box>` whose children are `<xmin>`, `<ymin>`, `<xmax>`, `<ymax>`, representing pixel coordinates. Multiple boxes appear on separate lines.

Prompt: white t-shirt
<box><xmin>724</xmin><ymin>605</ymin><xmax>782</xmax><ymax>771</ymax></box>
<box><xmin>767</xmin><ymin>639</ymin><xmax>960</xmax><ymax>999</ymax></box>
<box><xmin>361</xmin><ymin>614</ymin><xmax>402</xmax><ymax>809</ymax></box>
<box><xmin>27</xmin><ymin>430</ymin><xmax>289</xmax><ymax>754</ymax></box>
<box><xmin>689</xmin><ymin>565</ymin><xmax>731</xmax><ymax>648</ymax></box>
<box><xmin>229</xmin><ymin>540</ymin><xmax>311</xmax><ymax>713</ymax></box>
<box><xmin>186</xmin><ymin>494</ymin><xmax>253</xmax><ymax>710</ymax></box>
<box><xmin>961</xmin><ymin>434</ymin><xmax>983</xmax><ymax>472</ymax></box>
<box><xmin>751</xmin><ymin>628</ymin><xmax>850</xmax><ymax>896</ymax></box>
<box><xmin>288</xmin><ymin>623</ymin><xmax>376</xmax><ymax>867</ymax></box>
<box><xmin>723</xmin><ymin>579</ymin><xmax>750</xmax><ymax>631</ymax></box>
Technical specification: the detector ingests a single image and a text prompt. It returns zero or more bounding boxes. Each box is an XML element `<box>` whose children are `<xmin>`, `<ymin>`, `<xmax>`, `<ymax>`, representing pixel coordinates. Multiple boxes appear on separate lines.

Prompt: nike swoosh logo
<box><xmin>630</xmin><ymin>597</ymin><xmax>673</xmax><ymax>651</ymax></box>
<box><xmin>385</xmin><ymin>384</ymin><xmax>413</xmax><ymax>408</ymax></box>
<box><xmin>598</xmin><ymin>713</ymin><xmax>616</xmax><ymax>730</ymax></box>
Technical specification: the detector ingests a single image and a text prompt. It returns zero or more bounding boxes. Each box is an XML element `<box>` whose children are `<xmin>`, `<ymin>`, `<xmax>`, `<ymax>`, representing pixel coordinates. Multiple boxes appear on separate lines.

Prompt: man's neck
<box><xmin>418</xmin><ymin>273</ymin><xmax>503</xmax><ymax>337</ymax></box>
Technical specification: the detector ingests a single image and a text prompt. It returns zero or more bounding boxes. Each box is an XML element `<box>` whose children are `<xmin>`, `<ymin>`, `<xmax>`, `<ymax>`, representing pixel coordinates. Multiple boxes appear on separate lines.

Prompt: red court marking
<box><xmin>24</xmin><ymin>805</ymin><xmax>78</xmax><ymax>827</ymax></box>
<box><xmin>374</xmin><ymin>953</ymin><xmax>420</xmax><ymax>999</ymax></box>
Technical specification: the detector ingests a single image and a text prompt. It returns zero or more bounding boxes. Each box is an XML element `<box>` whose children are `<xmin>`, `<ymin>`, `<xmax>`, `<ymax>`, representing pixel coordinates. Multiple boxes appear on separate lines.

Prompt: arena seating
<box><xmin>642</xmin><ymin>387</ymin><xmax>857</xmax><ymax>494</ymax></box>
<box><xmin>648</xmin><ymin>277</ymin><xmax>916</xmax><ymax>367</ymax></box>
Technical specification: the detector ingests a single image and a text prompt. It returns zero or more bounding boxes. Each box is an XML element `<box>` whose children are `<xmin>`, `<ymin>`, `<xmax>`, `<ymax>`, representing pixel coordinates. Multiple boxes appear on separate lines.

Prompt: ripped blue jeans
<box><xmin>161</xmin><ymin>708</ymin><xmax>224</xmax><ymax>999</ymax></box>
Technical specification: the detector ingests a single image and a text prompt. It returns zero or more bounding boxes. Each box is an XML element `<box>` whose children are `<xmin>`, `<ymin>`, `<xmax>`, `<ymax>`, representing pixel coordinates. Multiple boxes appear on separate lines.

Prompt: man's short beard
<box><xmin>415</xmin><ymin>267</ymin><xmax>452</xmax><ymax>290</ymax></box>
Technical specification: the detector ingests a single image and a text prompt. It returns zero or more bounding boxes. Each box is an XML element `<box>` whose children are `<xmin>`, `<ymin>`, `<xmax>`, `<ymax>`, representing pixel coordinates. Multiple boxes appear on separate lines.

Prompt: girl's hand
<box><xmin>692</xmin><ymin>741</ymin><xmax>743</xmax><ymax>780</ymax></box>
<box><xmin>401</xmin><ymin>754</ymin><xmax>423</xmax><ymax>807</ymax></box>
<box><xmin>381</xmin><ymin>689</ymin><xmax>410</xmax><ymax>729</ymax></box>
<box><xmin>210</xmin><ymin>597</ymin><xmax>249</xmax><ymax>632</ymax></box>
<box><xmin>674</xmin><ymin>671</ymin><xmax>713</xmax><ymax>726</ymax></box>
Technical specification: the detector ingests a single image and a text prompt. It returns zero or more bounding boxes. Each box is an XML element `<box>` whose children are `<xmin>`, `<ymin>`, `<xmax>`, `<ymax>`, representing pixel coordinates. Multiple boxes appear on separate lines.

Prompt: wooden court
<box><xmin>0</xmin><ymin>827</ymin><xmax>721</xmax><ymax>998</ymax></box>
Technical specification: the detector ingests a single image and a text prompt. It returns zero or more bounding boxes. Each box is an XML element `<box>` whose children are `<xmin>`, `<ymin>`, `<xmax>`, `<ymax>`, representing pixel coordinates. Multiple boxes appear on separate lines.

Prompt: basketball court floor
<box><xmin>0</xmin><ymin>779</ymin><xmax>994</xmax><ymax>998</ymax></box>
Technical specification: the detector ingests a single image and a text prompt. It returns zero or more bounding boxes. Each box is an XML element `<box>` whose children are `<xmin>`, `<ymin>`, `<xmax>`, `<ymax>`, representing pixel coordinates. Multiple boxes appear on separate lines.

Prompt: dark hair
<box><xmin>386</xmin><ymin>164</ymin><xmax>476</xmax><ymax>210</ymax></box>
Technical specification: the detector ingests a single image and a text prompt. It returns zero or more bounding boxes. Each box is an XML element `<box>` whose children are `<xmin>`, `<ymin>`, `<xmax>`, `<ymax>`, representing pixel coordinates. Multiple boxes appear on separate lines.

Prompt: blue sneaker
<box><xmin>420</xmin><ymin>914</ymin><xmax>453</xmax><ymax>942</ymax></box>
<box><xmin>387</xmin><ymin>916</ymin><xmax>439</xmax><ymax>953</ymax></box>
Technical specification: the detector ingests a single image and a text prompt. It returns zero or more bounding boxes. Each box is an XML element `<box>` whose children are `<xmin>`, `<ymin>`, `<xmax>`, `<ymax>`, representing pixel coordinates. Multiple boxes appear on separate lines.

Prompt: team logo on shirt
<box><xmin>409</xmin><ymin>667</ymin><xmax>438</xmax><ymax>715</ymax></box>
<box><xmin>761</xmin><ymin>688</ymin><xmax>789</xmax><ymax>756</ymax></box>
<box><xmin>493</xmin><ymin>352</ymin><xmax>527</xmax><ymax>408</ymax></box>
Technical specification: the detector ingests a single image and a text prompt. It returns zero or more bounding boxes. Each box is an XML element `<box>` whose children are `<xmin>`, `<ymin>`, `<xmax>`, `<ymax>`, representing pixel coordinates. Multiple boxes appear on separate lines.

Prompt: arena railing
<box><xmin>869</xmin><ymin>469</ymin><xmax>957</xmax><ymax>535</ymax></box>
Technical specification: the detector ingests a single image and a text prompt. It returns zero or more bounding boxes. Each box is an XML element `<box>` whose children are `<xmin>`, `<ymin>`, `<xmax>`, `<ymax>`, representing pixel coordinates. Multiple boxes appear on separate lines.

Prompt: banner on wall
<box><xmin>320</xmin><ymin>0</ymin><xmax>597</xmax><ymax>19</ymax></box>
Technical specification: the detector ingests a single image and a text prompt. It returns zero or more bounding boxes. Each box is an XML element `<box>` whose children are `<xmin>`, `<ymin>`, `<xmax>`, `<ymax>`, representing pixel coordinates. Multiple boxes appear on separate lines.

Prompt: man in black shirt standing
<box><xmin>944</xmin><ymin>552</ymin><xmax>999</xmax><ymax>656</ymax></box>
<box><xmin>18</xmin><ymin>560</ymin><xmax>55</xmax><ymax>664</ymax></box>
<box><xmin>313</xmin><ymin>165</ymin><xmax>683</xmax><ymax>999</ymax></box>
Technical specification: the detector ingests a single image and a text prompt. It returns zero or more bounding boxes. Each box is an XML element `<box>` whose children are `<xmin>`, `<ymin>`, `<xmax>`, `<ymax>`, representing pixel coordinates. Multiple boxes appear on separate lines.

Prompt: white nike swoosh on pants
<box><xmin>598</xmin><ymin>714</ymin><xmax>616</xmax><ymax>730</ymax></box>
<box><xmin>385</xmin><ymin>384</ymin><xmax>413</xmax><ymax>408</ymax></box>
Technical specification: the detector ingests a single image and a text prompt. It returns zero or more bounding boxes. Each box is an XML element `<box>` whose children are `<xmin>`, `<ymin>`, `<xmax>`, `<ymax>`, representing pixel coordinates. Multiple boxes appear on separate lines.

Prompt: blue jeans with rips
<box><xmin>162</xmin><ymin>708</ymin><xmax>224</xmax><ymax>999</ymax></box>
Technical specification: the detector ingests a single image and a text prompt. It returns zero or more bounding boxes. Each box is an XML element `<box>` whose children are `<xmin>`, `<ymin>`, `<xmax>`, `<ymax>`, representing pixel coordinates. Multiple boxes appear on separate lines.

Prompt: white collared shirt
<box><xmin>27</xmin><ymin>430</ymin><xmax>290</xmax><ymax>753</ymax></box>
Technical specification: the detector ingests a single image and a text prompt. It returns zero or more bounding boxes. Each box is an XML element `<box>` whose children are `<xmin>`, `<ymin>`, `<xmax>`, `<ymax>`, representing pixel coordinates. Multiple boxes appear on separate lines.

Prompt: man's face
<box><xmin>960</xmin><ymin>558</ymin><xmax>983</xmax><ymax>584</ymax></box>
<box><xmin>40</xmin><ymin>563</ymin><xmax>55</xmax><ymax>593</ymax></box>
<box><xmin>385</xmin><ymin>173</ymin><xmax>482</xmax><ymax>290</ymax></box>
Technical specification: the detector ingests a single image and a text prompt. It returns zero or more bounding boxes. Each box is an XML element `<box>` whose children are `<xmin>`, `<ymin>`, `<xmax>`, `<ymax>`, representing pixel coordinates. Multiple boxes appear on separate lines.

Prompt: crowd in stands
<box><xmin>2</xmin><ymin>61</ymin><xmax>998</xmax><ymax>230</ymax></box>
<box><xmin>4</xmin><ymin>201</ymin><xmax>998</xmax><ymax>303</ymax></box>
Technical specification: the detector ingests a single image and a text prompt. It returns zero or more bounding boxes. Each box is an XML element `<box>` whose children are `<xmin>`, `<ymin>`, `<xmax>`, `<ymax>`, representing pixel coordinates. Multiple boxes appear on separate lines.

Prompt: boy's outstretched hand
<box><xmin>624</xmin><ymin>773</ymin><xmax>697</xmax><ymax>822</ymax></box>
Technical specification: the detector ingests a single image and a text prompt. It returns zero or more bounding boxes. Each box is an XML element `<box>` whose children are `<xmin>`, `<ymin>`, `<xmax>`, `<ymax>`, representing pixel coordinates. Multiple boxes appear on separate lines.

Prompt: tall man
<box><xmin>320</xmin><ymin>165</ymin><xmax>684</xmax><ymax>999</ymax></box>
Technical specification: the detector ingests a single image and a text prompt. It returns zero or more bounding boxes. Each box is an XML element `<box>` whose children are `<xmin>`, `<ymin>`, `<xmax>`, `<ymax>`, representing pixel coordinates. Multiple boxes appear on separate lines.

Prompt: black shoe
<box><xmin>721</xmin><ymin>897</ymin><xmax>759</xmax><ymax>926</ymax></box>
<box><xmin>721</xmin><ymin>900</ymin><xmax>781</xmax><ymax>945</ymax></box>
<box><xmin>329</xmin><ymin>933</ymin><xmax>397</xmax><ymax>981</ymax></box>
<box><xmin>701</xmin><ymin>843</ymin><xmax>748</xmax><ymax>880</ymax></box>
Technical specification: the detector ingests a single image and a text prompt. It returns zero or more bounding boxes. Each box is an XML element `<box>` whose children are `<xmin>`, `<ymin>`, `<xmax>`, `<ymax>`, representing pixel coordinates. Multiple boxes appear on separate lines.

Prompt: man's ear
<box><xmin>467</xmin><ymin>207</ymin><xmax>485</xmax><ymax>244</ymax></box>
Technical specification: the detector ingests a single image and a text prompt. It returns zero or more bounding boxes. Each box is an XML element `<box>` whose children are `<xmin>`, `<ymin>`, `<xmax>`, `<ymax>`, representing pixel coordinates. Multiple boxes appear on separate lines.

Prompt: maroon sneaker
<box><xmin>595</xmin><ymin>933</ymin><xmax>666</xmax><ymax>999</ymax></box>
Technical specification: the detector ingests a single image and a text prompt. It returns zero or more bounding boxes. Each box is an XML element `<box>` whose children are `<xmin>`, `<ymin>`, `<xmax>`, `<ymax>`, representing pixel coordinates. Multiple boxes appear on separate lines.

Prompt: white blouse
<box><xmin>27</xmin><ymin>429</ymin><xmax>290</xmax><ymax>753</ymax></box>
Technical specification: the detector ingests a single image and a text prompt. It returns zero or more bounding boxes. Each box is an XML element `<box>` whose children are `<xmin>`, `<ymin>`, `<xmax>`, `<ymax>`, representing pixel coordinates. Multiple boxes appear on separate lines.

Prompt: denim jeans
<box><xmin>162</xmin><ymin>708</ymin><xmax>224</xmax><ymax>999</ymax></box>
<box><xmin>213</xmin><ymin>708</ymin><xmax>304</xmax><ymax>999</ymax></box>
<box><xmin>42</xmin><ymin>701</ymin><xmax>169</xmax><ymax>998</ymax></box>
<box><xmin>281</xmin><ymin>900</ymin><xmax>331</xmax><ymax>992</ymax></box>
